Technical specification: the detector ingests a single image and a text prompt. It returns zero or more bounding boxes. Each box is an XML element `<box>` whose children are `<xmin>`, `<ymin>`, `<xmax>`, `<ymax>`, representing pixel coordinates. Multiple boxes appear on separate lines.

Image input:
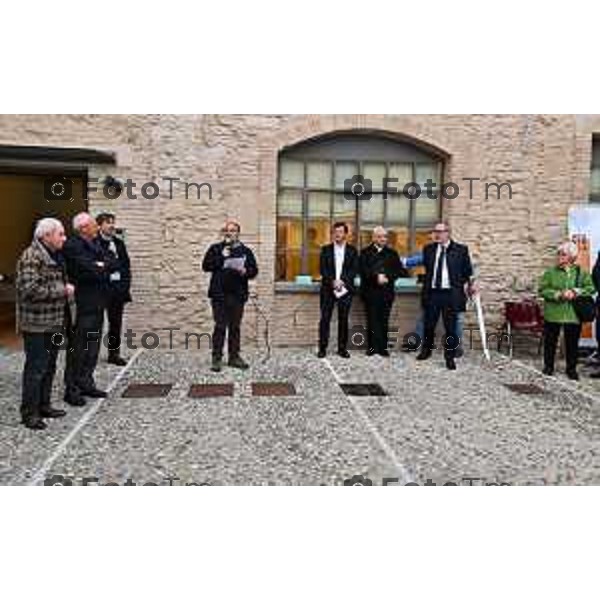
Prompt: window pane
<box><xmin>280</xmin><ymin>159</ymin><xmax>304</xmax><ymax>188</ymax></box>
<box><xmin>386</xmin><ymin>193</ymin><xmax>409</xmax><ymax>225</ymax></box>
<box><xmin>388</xmin><ymin>163</ymin><xmax>413</xmax><ymax>194</ymax></box>
<box><xmin>387</xmin><ymin>228</ymin><xmax>410</xmax><ymax>256</ymax></box>
<box><xmin>335</xmin><ymin>161</ymin><xmax>360</xmax><ymax>190</ymax></box>
<box><xmin>415</xmin><ymin>195</ymin><xmax>440</xmax><ymax>226</ymax></box>
<box><xmin>415</xmin><ymin>162</ymin><xmax>441</xmax><ymax>185</ymax></box>
<box><xmin>591</xmin><ymin>166</ymin><xmax>600</xmax><ymax>196</ymax></box>
<box><xmin>416</xmin><ymin>162</ymin><xmax>441</xmax><ymax>197</ymax></box>
<box><xmin>307</xmin><ymin>219</ymin><xmax>331</xmax><ymax>279</ymax></box>
<box><xmin>412</xmin><ymin>229</ymin><xmax>434</xmax><ymax>276</ymax></box>
<box><xmin>307</xmin><ymin>161</ymin><xmax>332</xmax><ymax>189</ymax></box>
<box><xmin>359</xmin><ymin>228</ymin><xmax>373</xmax><ymax>251</ymax></box>
<box><xmin>363</xmin><ymin>162</ymin><xmax>386</xmax><ymax>191</ymax></box>
<box><xmin>307</xmin><ymin>192</ymin><xmax>331</xmax><ymax>218</ymax></box>
<box><xmin>276</xmin><ymin>218</ymin><xmax>303</xmax><ymax>281</ymax></box>
<box><xmin>278</xmin><ymin>189</ymin><xmax>303</xmax><ymax>217</ymax></box>
<box><xmin>332</xmin><ymin>195</ymin><xmax>357</xmax><ymax>245</ymax></box>
<box><xmin>333</xmin><ymin>192</ymin><xmax>355</xmax><ymax>219</ymax></box>
<box><xmin>360</xmin><ymin>195</ymin><xmax>384</xmax><ymax>225</ymax></box>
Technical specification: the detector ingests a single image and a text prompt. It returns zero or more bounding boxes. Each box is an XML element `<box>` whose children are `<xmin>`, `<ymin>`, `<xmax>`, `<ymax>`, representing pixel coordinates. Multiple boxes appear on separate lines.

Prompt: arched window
<box><xmin>276</xmin><ymin>131</ymin><xmax>446</xmax><ymax>282</ymax></box>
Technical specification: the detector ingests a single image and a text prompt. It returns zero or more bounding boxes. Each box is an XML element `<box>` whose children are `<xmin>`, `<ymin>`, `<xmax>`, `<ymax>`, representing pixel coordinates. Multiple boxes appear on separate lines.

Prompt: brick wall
<box><xmin>0</xmin><ymin>114</ymin><xmax>597</xmax><ymax>350</ymax></box>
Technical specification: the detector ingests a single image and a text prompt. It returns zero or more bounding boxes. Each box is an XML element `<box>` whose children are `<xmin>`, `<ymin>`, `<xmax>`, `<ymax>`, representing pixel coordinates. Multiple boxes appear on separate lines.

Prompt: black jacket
<box><xmin>202</xmin><ymin>241</ymin><xmax>258</xmax><ymax>302</ymax></box>
<box><xmin>359</xmin><ymin>244</ymin><xmax>407</xmax><ymax>297</ymax></box>
<box><xmin>97</xmin><ymin>235</ymin><xmax>132</xmax><ymax>304</ymax></box>
<box><xmin>592</xmin><ymin>252</ymin><xmax>600</xmax><ymax>302</ymax></box>
<box><xmin>319</xmin><ymin>243</ymin><xmax>359</xmax><ymax>296</ymax></box>
<box><xmin>421</xmin><ymin>240</ymin><xmax>473</xmax><ymax>311</ymax></box>
<box><xmin>63</xmin><ymin>234</ymin><xmax>114</xmax><ymax>312</ymax></box>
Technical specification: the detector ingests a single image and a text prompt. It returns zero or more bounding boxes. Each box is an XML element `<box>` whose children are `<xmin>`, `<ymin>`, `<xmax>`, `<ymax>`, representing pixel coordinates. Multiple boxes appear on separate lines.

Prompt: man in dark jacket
<box><xmin>97</xmin><ymin>212</ymin><xmax>132</xmax><ymax>366</ymax></box>
<box><xmin>62</xmin><ymin>212</ymin><xmax>114</xmax><ymax>402</ymax></box>
<box><xmin>16</xmin><ymin>218</ymin><xmax>75</xmax><ymax>429</ymax></box>
<box><xmin>318</xmin><ymin>222</ymin><xmax>359</xmax><ymax>358</ymax></box>
<box><xmin>202</xmin><ymin>220</ymin><xmax>258</xmax><ymax>372</ymax></box>
<box><xmin>416</xmin><ymin>223</ymin><xmax>475</xmax><ymax>370</ymax></box>
<box><xmin>591</xmin><ymin>251</ymin><xmax>600</xmax><ymax>357</ymax></box>
<box><xmin>359</xmin><ymin>226</ymin><xmax>408</xmax><ymax>356</ymax></box>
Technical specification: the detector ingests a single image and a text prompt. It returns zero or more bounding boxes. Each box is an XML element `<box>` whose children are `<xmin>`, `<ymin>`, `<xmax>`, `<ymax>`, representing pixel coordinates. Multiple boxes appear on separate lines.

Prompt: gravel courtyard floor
<box><xmin>1</xmin><ymin>346</ymin><xmax>600</xmax><ymax>485</ymax></box>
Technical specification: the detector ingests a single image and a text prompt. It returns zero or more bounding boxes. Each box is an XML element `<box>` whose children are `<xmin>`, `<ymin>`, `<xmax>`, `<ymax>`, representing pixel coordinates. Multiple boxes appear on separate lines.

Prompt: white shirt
<box><xmin>334</xmin><ymin>243</ymin><xmax>346</xmax><ymax>281</ymax></box>
<box><xmin>432</xmin><ymin>242</ymin><xmax>451</xmax><ymax>289</ymax></box>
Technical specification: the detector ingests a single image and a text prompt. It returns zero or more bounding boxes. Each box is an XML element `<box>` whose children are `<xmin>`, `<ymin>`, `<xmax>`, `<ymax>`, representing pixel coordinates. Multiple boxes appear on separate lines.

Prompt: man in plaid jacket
<box><xmin>16</xmin><ymin>218</ymin><xmax>76</xmax><ymax>430</ymax></box>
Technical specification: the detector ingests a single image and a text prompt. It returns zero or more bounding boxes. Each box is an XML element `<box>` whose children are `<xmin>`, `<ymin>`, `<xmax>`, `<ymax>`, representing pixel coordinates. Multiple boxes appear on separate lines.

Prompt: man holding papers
<box><xmin>318</xmin><ymin>222</ymin><xmax>359</xmax><ymax>358</ymax></box>
<box><xmin>202</xmin><ymin>220</ymin><xmax>258</xmax><ymax>372</ymax></box>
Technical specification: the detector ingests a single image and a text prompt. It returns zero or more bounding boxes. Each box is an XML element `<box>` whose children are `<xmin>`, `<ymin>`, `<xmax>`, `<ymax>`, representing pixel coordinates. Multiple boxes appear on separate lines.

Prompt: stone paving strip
<box><xmin>1</xmin><ymin>348</ymin><xmax>599</xmax><ymax>485</ymax></box>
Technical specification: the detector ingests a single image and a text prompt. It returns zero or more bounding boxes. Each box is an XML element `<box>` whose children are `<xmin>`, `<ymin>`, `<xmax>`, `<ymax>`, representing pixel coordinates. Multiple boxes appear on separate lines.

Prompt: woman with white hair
<box><xmin>539</xmin><ymin>241</ymin><xmax>594</xmax><ymax>380</ymax></box>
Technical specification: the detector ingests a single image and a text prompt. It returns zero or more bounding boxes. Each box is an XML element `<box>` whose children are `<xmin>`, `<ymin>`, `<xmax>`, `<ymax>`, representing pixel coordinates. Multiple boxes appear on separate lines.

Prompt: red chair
<box><xmin>498</xmin><ymin>300</ymin><xmax>545</xmax><ymax>358</ymax></box>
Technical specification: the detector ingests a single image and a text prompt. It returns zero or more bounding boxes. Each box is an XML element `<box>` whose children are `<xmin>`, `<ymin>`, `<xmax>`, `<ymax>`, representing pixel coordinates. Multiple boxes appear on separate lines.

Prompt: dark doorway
<box><xmin>0</xmin><ymin>173</ymin><xmax>87</xmax><ymax>350</ymax></box>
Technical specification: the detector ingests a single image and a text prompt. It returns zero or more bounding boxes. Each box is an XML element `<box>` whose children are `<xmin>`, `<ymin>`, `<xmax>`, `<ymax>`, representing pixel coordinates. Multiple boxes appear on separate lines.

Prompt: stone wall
<box><xmin>0</xmin><ymin>114</ymin><xmax>597</xmax><ymax>350</ymax></box>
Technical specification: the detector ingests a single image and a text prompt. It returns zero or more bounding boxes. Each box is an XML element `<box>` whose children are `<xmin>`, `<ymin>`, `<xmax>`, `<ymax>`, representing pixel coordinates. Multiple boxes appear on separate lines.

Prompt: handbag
<box><xmin>572</xmin><ymin>266</ymin><xmax>596</xmax><ymax>323</ymax></box>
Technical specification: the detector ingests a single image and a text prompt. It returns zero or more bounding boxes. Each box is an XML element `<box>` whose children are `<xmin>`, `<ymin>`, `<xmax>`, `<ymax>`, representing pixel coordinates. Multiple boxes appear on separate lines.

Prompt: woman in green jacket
<box><xmin>539</xmin><ymin>241</ymin><xmax>595</xmax><ymax>380</ymax></box>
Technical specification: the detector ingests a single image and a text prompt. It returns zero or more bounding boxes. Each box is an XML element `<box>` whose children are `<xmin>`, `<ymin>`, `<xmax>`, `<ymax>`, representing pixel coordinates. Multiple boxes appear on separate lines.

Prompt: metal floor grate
<box><xmin>340</xmin><ymin>383</ymin><xmax>388</xmax><ymax>396</ymax></box>
<box><xmin>188</xmin><ymin>383</ymin><xmax>234</xmax><ymax>398</ymax></box>
<box><xmin>251</xmin><ymin>382</ymin><xmax>297</xmax><ymax>396</ymax></box>
<box><xmin>503</xmin><ymin>382</ymin><xmax>547</xmax><ymax>395</ymax></box>
<box><xmin>121</xmin><ymin>383</ymin><xmax>173</xmax><ymax>398</ymax></box>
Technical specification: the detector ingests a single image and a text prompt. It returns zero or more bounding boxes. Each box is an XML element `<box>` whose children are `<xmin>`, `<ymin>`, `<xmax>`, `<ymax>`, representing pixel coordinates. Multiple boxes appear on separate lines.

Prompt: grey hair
<box><xmin>372</xmin><ymin>226</ymin><xmax>387</xmax><ymax>236</ymax></box>
<box><xmin>72</xmin><ymin>212</ymin><xmax>92</xmax><ymax>232</ymax></box>
<box><xmin>558</xmin><ymin>241</ymin><xmax>578</xmax><ymax>260</ymax></box>
<box><xmin>34</xmin><ymin>218</ymin><xmax>63</xmax><ymax>240</ymax></box>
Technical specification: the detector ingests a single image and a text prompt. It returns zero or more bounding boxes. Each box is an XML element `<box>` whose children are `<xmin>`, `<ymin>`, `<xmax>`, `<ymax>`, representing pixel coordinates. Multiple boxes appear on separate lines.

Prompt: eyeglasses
<box><xmin>432</xmin><ymin>229</ymin><xmax>448</xmax><ymax>234</ymax></box>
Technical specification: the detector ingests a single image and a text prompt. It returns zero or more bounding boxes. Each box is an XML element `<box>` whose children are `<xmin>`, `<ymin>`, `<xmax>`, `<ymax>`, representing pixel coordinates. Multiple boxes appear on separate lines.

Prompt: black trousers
<box><xmin>596</xmin><ymin>304</ymin><xmax>600</xmax><ymax>350</ymax></box>
<box><xmin>423</xmin><ymin>290</ymin><xmax>460</xmax><ymax>358</ymax></box>
<box><xmin>65</xmin><ymin>307</ymin><xmax>104</xmax><ymax>394</ymax></box>
<box><xmin>543</xmin><ymin>321</ymin><xmax>581</xmax><ymax>373</ymax></box>
<box><xmin>21</xmin><ymin>332</ymin><xmax>60</xmax><ymax>419</ymax></box>
<box><xmin>106</xmin><ymin>297</ymin><xmax>125</xmax><ymax>356</ymax></box>
<box><xmin>364</xmin><ymin>291</ymin><xmax>394</xmax><ymax>353</ymax></box>
<box><xmin>211</xmin><ymin>296</ymin><xmax>245</xmax><ymax>359</ymax></box>
<box><xmin>319</xmin><ymin>291</ymin><xmax>353</xmax><ymax>351</ymax></box>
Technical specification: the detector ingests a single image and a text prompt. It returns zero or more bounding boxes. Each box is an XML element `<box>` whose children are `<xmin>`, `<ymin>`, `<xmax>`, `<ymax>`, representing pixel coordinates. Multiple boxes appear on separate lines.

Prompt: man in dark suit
<box><xmin>202</xmin><ymin>220</ymin><xmax>258</xmax><ymax>372</ymax></box>
<box><xmin>318</xmin><ymin>222</ymin><xmax>359</xmax><ymax>358</ymax></box>
<box><xmin>62</xmin><ymin>212</ymin><xmax>114</xmax><ymax>404</ymax></box>
<box><xmin>592</xmin><ymin>251</ymin><xmax>600</xmax><ymax>353</ymax></box>
<box><xmin>417</xmin><ymin>222</ymin><xmax>475</xmax><ymax>370</ymax></box>
<box><xmin>97</xmin><ymin>212</ymin><xmax>132</xmax><ymax>366</ymax></box>
<box><xmin>359</xmin><ymin>226</ymin><xmax>408</xmax><ymax>356</ymax></box>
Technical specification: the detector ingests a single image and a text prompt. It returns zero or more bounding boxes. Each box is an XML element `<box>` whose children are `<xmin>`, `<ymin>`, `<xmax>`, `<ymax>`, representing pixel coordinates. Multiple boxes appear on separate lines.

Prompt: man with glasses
<box><xmin>202</xmin><ymin>220</ymin><xmax>258</xmax><ymax>372</ymax></box>
<box><xmin>416</xmin><ymin>223</ymin><xmax>475</xmax><ymax>370</ymax></box>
